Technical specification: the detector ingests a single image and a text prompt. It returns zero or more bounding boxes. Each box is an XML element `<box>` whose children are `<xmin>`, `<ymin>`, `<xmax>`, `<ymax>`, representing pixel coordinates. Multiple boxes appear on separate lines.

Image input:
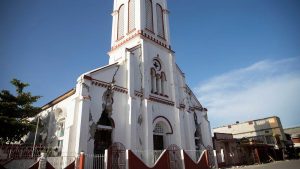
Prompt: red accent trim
<box><xmin>46</xmin><ymin>162</ymin><xmax>55</xmax><ymax>169</ymax></box>
<box><xmin>79</xmin><ymin>153</ymin><xmax>85</xmax><ymax>169</ymax></box>
<box><xmin>153</xmin><ymin>116</ymin><xmax>173</xmax><ymax>134</ymax></box>
<box><xmin>128</xmin><ymin>150</ymin><xmax>169</xmax><ymax>169</ymax></box>
<box><xmin>64</xmin><ymin>161</ymin><xmax>75</xmax><ymax>169</ymax></box>
<box><xmin>183</xmin><ymin>151</ymin><xmax>210</xmax><ymax>169</ymax></box>
<box><xmin>28</xmin><ymin>161</ymin><xmax>39</xmax><ymax>169</ymax></box>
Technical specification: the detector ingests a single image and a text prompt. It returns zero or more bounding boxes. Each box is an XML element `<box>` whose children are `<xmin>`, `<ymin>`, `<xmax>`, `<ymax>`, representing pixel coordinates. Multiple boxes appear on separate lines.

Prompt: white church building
<box><xmin>35</xmin><ymin>0</ymin><xmax>213</xmax><ymax>163</ymax></box>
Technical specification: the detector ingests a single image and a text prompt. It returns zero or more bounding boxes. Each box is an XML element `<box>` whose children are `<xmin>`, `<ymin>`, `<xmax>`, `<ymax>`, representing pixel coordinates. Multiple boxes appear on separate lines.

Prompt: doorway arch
<box><xmin>152</xmin><ymin>116</ymin><xmax>173</xmax><ymax>150</ymax></box>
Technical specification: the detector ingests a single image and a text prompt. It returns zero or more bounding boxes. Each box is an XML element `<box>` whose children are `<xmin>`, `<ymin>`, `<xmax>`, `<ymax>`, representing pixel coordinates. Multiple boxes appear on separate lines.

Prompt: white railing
<box><xmin>85</xmin><ymin>154</ymin><xmax>105</xmax><ymax>169</ymax></box>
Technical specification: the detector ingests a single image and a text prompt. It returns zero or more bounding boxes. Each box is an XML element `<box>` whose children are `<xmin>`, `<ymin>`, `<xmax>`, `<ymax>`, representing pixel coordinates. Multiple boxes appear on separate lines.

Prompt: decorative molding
<box><xmin>179</xmin><ymin>104</ymin><xmax>186</xmax><ymax>109</ymax></box>
<box><xmin>84</xmin><ymin>75</ymin><xmax>128</xmax><ymax>94</ymax></box>
<box><xmin>110</xmin><ymin>29</ymin><xmax>174</xmax><ymax>53</ymax></box>
<box><xmin>111</xmin><ymin>30</ymin><xmax>141</xmax><ymax>51</ymax></box>
<box><xmin>194</xmin><ymin>106</ymin><xmax>203</xmax><ymax>111</ymax></box>
<box><xmin>149</xmin><ymin>95</ymin><xmax>174</xmax><ymax>106</ymax></box>
<box><xmin>113</xmin><ymin>85</ymin><xmax>128</xmax><ymax>94</ymax></box>
<box><xmin>134</xmin><ymin>91</ymin><xmax>143</xmax><ymax>98</ymax></box>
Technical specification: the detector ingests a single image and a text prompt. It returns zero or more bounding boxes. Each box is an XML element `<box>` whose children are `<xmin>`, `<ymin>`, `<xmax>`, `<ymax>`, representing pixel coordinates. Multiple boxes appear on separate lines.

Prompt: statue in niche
<box><xmin>97</xmin><ymin>88</ymin><xmax>114</xmax><ymax>127</ymax></box>
<box><xmin>194</xmin><ymin>112</ymin><xmax>203</xmax><ymax>149</ymax></box>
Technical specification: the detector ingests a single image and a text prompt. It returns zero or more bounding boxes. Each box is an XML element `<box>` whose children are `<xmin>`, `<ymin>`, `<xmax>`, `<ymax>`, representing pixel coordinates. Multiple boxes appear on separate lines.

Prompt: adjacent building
<box><xmin>213</xmin><ymin>116</ymin><xmax>288</xmax><ymax>166</ymax></box>
<box><xmin>284</xmin><ymin>126</ymin><xmax>300</xmax><ymax>157</ymax></box>
<box><xmin>213</xmin><ymin>116</ymin><xmax>287</xmax><ymax>148</ymax></box>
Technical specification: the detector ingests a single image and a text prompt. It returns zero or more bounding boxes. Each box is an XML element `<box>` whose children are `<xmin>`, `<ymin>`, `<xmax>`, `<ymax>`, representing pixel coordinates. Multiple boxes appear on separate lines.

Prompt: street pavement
<box><xmin>226</xmin><ymin>159</ymin><xmax>300</xmax><ymax>169</ymax></box>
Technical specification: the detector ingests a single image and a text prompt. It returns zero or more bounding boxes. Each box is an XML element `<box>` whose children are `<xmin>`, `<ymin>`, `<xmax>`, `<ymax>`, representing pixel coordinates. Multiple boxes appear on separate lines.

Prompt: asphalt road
<box><xmin>232</xmin><ymin>160</ymin><xmax>300</xmax><ymax>169</ymax></box>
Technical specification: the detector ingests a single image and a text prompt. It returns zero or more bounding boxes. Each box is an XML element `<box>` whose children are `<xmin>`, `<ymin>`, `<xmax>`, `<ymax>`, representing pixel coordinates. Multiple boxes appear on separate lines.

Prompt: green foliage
<box><xmin>0</xmin><ymin>79</ymin><xmax>41</xmax><ymax>143</ymax></box>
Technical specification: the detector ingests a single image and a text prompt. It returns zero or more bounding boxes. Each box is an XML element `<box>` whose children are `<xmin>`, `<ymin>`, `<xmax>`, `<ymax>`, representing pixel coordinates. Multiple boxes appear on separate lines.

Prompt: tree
<box><xmin>0</xmin><ymin>79</ymin><xmax>41</xmax><ymax>143</ymax></box>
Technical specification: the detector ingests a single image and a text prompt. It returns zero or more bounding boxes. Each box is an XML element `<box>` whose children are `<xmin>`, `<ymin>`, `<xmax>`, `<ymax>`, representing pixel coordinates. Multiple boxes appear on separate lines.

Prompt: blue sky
<box><xmin>1</xmin><ymin>0</ymin><xmax>300</xmax><ymax>129</ymax></box>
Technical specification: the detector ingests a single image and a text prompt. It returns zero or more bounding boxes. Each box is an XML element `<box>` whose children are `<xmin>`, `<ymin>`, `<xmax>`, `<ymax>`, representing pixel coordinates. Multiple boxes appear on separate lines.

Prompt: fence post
<box><xmin>38</xmin><ymin>152</ymin><xmax>47</xmax><ymax>169</ymax></box>
<box><xmin>180</xmin><ymin>150</ymin><xmax>185</xmax><ymax>169</ymax></box>
<box><xmin>104</xmin><ymin>149</ymin><xmax>108</xmax><ymax>169</ymax></box>
<box><xmin>79</xmin><ymin>151</ymin><xmax>85</xmax><ymax>169</ymax></box>
<box><xmin>213</xmin><ymin>150</ymin><xmax>218</xmax><ymax>168</ymax></box>
<box><xmin>205</xmin><ymin>150</ymin><xmax>209</xmax><ymax>167</ymax></box>
<box><xmin>126</xmin><ymin>150</ymin><xmax>129</xmax><ymax>169</ymax></box>
<box><xmin>8</xmin><ymin>149</ymin><xmax>12</xmax><ymax>159</ymax></box>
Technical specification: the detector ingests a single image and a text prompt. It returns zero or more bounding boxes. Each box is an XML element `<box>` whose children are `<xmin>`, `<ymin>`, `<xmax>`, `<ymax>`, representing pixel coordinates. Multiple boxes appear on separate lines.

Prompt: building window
<box><xmin>117</xmin><ymin>4</ymin><xmax>125</xmax><ymax>40</ymax></box>
<box><xmin>156</xmin><ymin>4</ymin><xmax>165</xmax><ymax>38</ymax></box>
<box><xmin>145</xmin><ymin>0</ymin><xmax>154</xmax><ymax>32</ymax></box>
<box><xmin>151</xmin><ymin>58</ymin><xmax>167</xmax><ymax>96</ymax></box>
<box><xmin>153</xmin><ymin>123</ymin><xmax>164</xmax><ymax>134</ymax></box>
<box><xmin>128</xmin><ymin>0</ymin><xmax>135</xmax><ymax>32</ymax></box>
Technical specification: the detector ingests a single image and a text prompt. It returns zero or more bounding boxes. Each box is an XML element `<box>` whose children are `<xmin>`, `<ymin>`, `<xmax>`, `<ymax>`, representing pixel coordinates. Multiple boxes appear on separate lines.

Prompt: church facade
<box><xmin>35</xmin><ymin>0</ymin><xmax>213</xmax><ymax>163</ymax></box>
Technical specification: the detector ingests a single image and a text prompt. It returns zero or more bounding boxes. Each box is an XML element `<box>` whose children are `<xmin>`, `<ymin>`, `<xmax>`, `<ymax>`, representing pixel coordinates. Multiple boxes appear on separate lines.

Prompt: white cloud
<box><xmin>194</xmin><ymin>57</ymin><xmax>300</xmax><ymax>128</ymax></box>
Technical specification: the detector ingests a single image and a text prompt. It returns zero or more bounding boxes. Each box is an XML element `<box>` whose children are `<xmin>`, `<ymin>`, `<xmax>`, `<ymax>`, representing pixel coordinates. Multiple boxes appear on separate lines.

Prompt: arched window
<box><xmin>145</xmin><ymin>0</ymin><xmax>154</xmax><ymax>31</ymax></box>
<box><xmin>151</xmin><ymin>68</ymin><xmax>157</xmax><ymax>93</ymax></box>
<box><xmin>156</xmin><ymin>4</ymin><xmax>165</xmax><ymax>38</ymax></box>
<box><xmin>128</xmin><ymin>0</ymin><xmax>135</xmax><ymax>32</ymax></box>
<box><xmin>117</xmin><ymin>4</ymin><xmax>125</xmax><ymax>39</ymax></box>
<box><xmin>161</xmin><ymin>72</ymin><xmax>166</xmax><ymax>95</ymax></box>
<box><xmin>151</xmin><ymin>58</ymin><xmax>168</xmax><ymax>96</ymax></box>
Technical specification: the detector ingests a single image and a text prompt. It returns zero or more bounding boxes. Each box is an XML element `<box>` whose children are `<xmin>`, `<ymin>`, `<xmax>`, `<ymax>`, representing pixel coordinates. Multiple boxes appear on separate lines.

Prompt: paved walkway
<box><xmin>225</xmin><ymin>159</ymin><xmax>300</xmax><ymax>169</ymax></box>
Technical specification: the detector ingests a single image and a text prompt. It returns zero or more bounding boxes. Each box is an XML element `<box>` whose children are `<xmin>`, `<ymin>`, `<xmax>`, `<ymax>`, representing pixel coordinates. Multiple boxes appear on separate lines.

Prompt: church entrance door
<box><xmin>153</xmin><ymin>135</ymin><xmax>164</xmax><ymax>150</ymax></box>
<box><xmin>94</xmin><ymin>129</ymin><xmax>112</xmax><ymax>154</ymax></box>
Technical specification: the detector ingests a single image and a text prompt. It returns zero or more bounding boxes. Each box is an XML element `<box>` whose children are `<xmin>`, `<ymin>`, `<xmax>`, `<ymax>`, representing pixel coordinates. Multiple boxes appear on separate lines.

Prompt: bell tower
<box><xmin>109</xmin><ymin>0</ymin><xmax>172</xmax><ymax>63</ymax></box>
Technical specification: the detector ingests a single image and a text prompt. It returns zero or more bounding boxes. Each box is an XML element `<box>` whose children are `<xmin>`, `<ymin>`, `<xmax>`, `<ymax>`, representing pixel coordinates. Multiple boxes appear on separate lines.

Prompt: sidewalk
<box><xmin>222</xmin><ymin>159</ymin><xmax>300</xmax><ymax>169</ymax></box>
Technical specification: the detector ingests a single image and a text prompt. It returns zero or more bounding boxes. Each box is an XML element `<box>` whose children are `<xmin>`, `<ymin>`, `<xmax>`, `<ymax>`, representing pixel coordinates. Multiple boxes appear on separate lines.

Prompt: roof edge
<box><xmin>41</xmin><ymin>88</ymin><xmax>76</xmax><ymax>110</ymax></box>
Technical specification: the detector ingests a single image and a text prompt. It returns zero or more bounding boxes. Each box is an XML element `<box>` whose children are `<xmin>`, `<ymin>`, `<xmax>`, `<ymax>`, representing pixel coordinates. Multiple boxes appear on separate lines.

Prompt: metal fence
<box><xmin>0</xmin><ymin>144</ymin><xmax>60</xmax><ymax>159</ymax></box>
<box><xmin>85</xmin><ymin>154</ymin><xmax>105</xmax><ymax>169</ymax></box>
